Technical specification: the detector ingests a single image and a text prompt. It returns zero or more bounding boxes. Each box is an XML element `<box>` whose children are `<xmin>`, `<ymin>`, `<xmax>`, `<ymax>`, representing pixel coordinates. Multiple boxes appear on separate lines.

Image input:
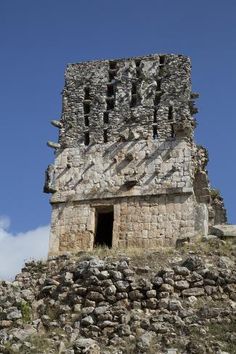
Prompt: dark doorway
<box><xmin>94</xmin><ymin>208</ymin><xmax>114</xmax><ymax>247</ymax></box>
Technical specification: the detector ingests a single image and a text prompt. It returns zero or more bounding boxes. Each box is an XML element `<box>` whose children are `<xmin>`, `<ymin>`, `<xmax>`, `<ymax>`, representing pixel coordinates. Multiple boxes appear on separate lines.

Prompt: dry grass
<box><xmin>75</xmin><ymin>245</ymin><xmax>178</xmax><ymax>276</ymax></box>
<box><xmin>207</xmin><ymin>321</ymin><xmax>236</xmax><ymax>353</ymax></box>
<box><xmin>78</xmin><ymin>237</ymin><xmax>235</xmax><ymax>260</ymax></box>
<box><xmin>71</xmin><ymin>239</ymin><xmax>235</xmax><ymax>280</ymax></box>
<box><xmin>82</xmin><ymin>244</ymin><xmax>175</xmax><ymax>258</ymax></box>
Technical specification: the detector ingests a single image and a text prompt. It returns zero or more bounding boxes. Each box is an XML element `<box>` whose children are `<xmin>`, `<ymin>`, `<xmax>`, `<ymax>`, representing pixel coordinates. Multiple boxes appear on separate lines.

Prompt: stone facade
<box><xmin>45</xmin><ymin>53</ymin><xmax>227</xmax><ymax>256</ymax></box>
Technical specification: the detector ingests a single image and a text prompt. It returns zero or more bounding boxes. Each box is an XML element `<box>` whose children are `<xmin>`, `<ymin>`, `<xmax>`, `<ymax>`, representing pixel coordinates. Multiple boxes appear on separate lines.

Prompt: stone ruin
<box><xmin>44</xmin><ymin>53</ymin><xmax>227</xmax><ymax>256</ymax></box>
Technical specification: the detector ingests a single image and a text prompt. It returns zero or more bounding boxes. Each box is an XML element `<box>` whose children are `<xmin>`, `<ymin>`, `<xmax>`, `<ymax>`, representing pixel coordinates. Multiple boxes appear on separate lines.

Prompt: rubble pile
<box><xmin>0</xmin><ymin>242</ymin><xmax>235</xmax><ymax>353</ymax></box>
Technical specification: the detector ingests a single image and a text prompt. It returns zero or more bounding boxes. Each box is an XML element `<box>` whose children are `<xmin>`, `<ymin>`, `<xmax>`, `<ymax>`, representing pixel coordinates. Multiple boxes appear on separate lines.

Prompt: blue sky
<box><xmin>0</xmin><ymin>0</ymin><xmax>235</xmax><ymax>239</ymax></box>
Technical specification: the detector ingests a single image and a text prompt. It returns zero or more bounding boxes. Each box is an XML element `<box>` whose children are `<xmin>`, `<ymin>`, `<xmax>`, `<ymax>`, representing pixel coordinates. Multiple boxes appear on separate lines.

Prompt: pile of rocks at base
<box><xmin>0</xmin><ymin>245</ymin><xmax>235</xmax><ymax>353</ymax></box>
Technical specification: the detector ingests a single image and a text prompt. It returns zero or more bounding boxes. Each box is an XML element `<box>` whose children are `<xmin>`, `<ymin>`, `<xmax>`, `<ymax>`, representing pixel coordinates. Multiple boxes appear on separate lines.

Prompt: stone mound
<box><xmin>0</xmin><ymin>243</ymin><xmax>235</xmax><ymax>353</ymax></box>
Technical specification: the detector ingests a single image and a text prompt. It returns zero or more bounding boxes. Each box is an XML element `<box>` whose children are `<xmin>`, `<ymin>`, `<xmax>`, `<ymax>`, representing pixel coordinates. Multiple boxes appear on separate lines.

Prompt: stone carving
<box><xmin>44</xmin><ymin>164</ymin><xmax>56</xmax><ymax>194</ymax></box>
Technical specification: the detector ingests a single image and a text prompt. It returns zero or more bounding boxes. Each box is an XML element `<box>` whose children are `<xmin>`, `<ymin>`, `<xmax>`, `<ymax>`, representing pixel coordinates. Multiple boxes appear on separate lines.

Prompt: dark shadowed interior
<box><xmin>94</xmin><ymin>209</ymin><xmax>114</xmax><ymax>247</ymax></box>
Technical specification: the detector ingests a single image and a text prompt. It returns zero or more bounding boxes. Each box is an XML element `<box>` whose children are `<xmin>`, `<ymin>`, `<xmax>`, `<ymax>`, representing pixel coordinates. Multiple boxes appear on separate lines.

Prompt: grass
<box><xmin>185</xmin><ymin>320</ymin><xmax>236</xmax><ymax>353</ymax></box>
<box><xmin>78</xmin><ymin>237</ymin><xmax>235</xmax><ymax>260</ymax></box>
<box><xmin>23</xmin><ymin>334</ymin><xmax>51</xmax><ymax>354</ymax></box>
<box><xmin>44</xmin><ymin>303</ymin><xmax>62</xmax><ymax>321</ymax></box>
<box><xmin>72</xmin><ymin>239</ymin><xmax>235</xmax><ymax>281</ymax></box>
<box><xmin>74</xmin><ymin>245</ymin><xmax>178</xmax><ymax>278</ymax></box>
<box><xmin>19</xmin><ymin>301</ymin><xmax>32</xmax><ymax>323</ymax></box>
<box><xmin>78</xmin><ymin>244</ymin><xmax>175</xmax><ymax>262</ymax></box>
<box><xmin>3</xmin><ymin>329</ymin><xmax>71</xmax><ymax>354</ymax></box>
<box><xmin>208</xmin><ymin>321</ymin><xmax>236</xmax><ymax>353</ymax></box>
<box><xmin>180</xmin><ymin>237</ymin><xmax>235</xmax><ymax>256</ymax></box>
<box><xmin>77</xmin><ymin>245</ymin><xmax>149</xmax><ymax>258</ymax></box>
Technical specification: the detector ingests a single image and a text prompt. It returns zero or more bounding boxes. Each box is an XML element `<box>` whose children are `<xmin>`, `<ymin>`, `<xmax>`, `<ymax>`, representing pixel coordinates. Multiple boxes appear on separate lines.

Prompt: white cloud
<box><xmin>0</xmin><ymin>215</ymin><xmax>10</xmax><ymax>231</ymax></box>
<box><xmin>0</xmin><ymin>216</ymin><xmax>50</xmax><ymax>281</ymax></box>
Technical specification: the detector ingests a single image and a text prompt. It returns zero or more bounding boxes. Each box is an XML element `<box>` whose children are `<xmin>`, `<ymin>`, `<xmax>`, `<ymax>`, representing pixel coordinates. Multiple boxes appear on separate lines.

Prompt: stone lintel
<box><xmin>50</xmin><ymin>187</ymin><xmax>194</xmax><ymax>205</ymax></box>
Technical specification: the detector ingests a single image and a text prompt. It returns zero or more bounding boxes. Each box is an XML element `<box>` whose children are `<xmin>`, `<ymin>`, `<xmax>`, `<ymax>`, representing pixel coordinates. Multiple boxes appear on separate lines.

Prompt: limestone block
<box><xmin>210</xmin><ymin>225</ymin><xmax>236</xmax><ymax>239</ymax></box>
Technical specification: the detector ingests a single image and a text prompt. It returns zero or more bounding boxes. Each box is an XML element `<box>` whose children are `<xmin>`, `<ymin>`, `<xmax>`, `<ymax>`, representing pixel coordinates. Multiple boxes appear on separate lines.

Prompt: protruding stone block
<box><xmin>47</xmin><ymin>141</ymin><xmax>61</xmax><ymax>149</ymax></box>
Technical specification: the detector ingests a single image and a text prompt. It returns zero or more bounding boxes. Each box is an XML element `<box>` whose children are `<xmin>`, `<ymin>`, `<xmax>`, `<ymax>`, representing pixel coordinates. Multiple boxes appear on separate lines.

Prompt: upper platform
<box><xmin>57</xmin><ymin>54</ymin><xmax>197</xmax><ymax>149</ymax></box>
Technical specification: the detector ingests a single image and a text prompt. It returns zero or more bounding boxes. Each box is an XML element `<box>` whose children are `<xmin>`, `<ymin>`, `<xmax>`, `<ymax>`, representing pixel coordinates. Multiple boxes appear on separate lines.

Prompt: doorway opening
<box><xmin>94</xmin><ymin>207</ymin><xmax>114</xmax><ymax>248</ymax></box>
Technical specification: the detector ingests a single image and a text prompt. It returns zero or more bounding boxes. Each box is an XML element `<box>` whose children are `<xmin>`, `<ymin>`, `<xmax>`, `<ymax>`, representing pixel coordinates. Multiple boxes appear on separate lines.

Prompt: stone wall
<box><xmin>209</xmin><ymin>189</ymin><xmax>227</xmax><ymax>226</ymax></box>
<box><xmin>49</xmin><ymin>138</ymin><xmax>194</xmax><ymax>204</ymax></box>
<box><xmin>49</xmin><ymin>194</ymin><xmax>196</xmax><ymax>256</ymax></box>
<box><xmin>58</xmin><ymin>54</ymin><xmax>195</xmax><ymax>149</ymax></box>
<box><xmin>1</xmin><ymin>245</ymin><xmax>236</xmax><ymax>353</ymax></box>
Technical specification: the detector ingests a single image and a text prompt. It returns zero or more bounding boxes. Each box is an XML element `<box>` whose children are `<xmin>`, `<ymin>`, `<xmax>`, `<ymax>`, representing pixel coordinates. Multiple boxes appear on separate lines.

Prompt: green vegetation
<box><xmin>210</xmin><ymin>188</ymin><xmax>221</xmax><ymax>200</ymax></box>
<box><xmin>19</xmin><ymin>301</ymin><xmax>31</xmax><ymax>323</ymax></box>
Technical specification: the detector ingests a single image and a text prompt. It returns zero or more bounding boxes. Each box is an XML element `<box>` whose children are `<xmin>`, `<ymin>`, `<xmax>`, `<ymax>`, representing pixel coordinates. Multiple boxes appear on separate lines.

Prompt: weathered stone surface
<box><xmin>146</xmin><ymin>289</ymin><xmax>156</xmax><ymax>298</ymax></box>
<box><xmin>146</xmin><ymin>298</ymin><xmax>158</xmax><ymax>309</ymax></box>
<box><xmin>86</xmin><ymin>292</ymin><xmax>104</xmax><ymax>302</ymax></box>
<box><xmin>7</xmin><ymin>309</ymin><xmax>22</xmax><ymax>320</ymax></box>
<box><xmin>218</xmin><ymin>256</ymin><xmax>235</xmax><ymax>269</ymax></box>
<box><xmin>173</xmin><ymin>266</ymin><xmax>190</xmax><ymax>276</ymax></box>
<box><xmin>152</xmin><ymin>276</ymin><xmax>163</xmax><ymax>288</ymax></box>
<box><xmin>182</xmin><ymin>287</ymin><xmax>205</xmax><ymax>297</ymax></box>
<box><xmin>182</xmin><ymin>256</ymin><xmax>203</xmax><ymax>271</ymax></box>
<box><xmin>160</xmin><ymin>283</ymin><xmax>174</xmax><ymax>293</ymax></box>
<box><xmin>81</xmin><ymin>315</ymin><xmax>94</xmax><ymax>326</ymax></box>
<box><xmin>129</xmin><ymin>290</ymin><xmax>144</xmax><ymax>300</ymax></box>
<box><xmin>114</xmin><ymin>281</ymin><xmax>130</xmax><ymax>292</ymax></box>
<box><xmin>169</xmin><ymin>299</ymin><xmax>183</xmax><ymax>311</ymax></box>
<box><xmin>158</xmin><ymin>298</ymin><xmax>169</xmax><ymax>309</ymax></box>
<box><xmin>105</xmin><ymin>285</ymin><xmax>116</xmax><ymax>296</ymax></box>
<box><xmin>174</xmin><ymin>280</ymin><xmax>190</xmax><ymax>290</ymax></box>
<box><xmin>93</xmin><ymin>306</ymin><xmax>109</xmax><ymax>316</ymax></box>
<box><xmin>74</xmin><ymin>338</ymin><xmax>100</xmax><ymax>353</ymax></box>
<box><xmin>136</xmin><ymin>332</ymin><xmax>155</xmax><ymax>351</ymax></box>
<box><xmin>210</xmin><ymin>224</ymin><xmax>236</xmax><ymax>238</ymax></box>
<box><xmin>81</xmin><ymin>307</ymin><xmax>94</xmax><ymax>316</ymax></box>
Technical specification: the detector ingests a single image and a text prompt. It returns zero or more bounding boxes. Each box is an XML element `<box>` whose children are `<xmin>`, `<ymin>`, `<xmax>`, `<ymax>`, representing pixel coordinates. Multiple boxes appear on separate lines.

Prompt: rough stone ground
<box><xmin>0</xmin><ymin>239</ymin><xmax>235</xmax><ymax>354</ymax></box>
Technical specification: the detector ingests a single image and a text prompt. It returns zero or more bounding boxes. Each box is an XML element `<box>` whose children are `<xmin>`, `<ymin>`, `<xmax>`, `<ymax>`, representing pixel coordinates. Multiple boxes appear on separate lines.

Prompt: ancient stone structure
<box><xmin>45</xmin><ymin>53</ymin><xmax>227</xmax><ymax>256</ymax></box>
